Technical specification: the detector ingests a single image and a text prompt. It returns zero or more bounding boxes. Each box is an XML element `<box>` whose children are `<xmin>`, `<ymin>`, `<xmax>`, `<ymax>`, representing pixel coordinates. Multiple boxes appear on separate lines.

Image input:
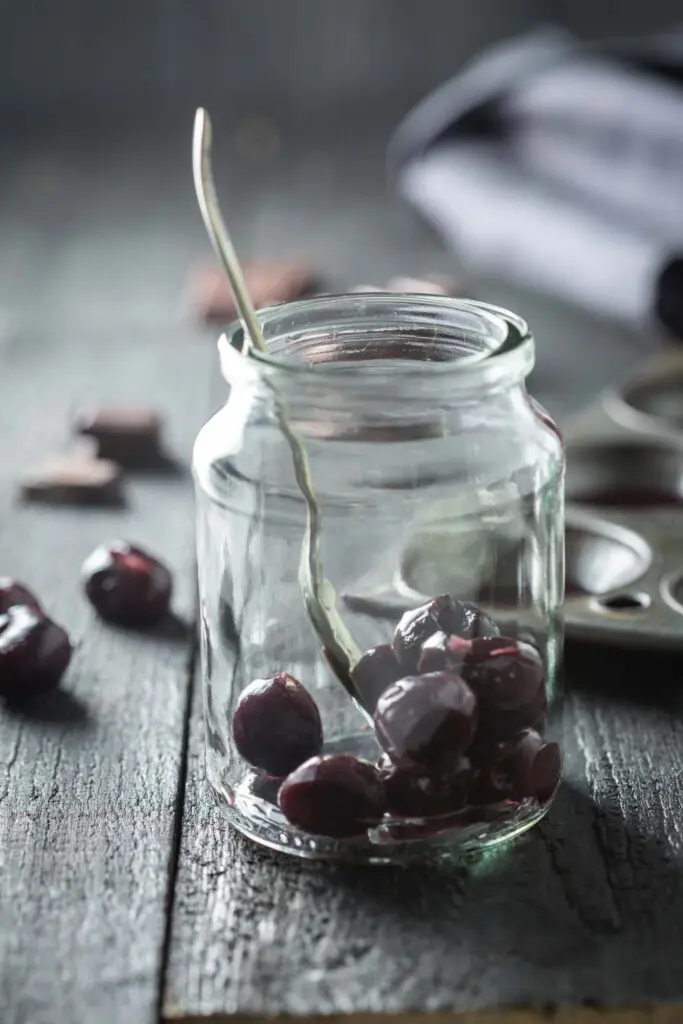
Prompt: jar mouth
<box><xmin>223</xmin><ymin>294</ymin><xmax>532</xmax><ymax>388</ymax></box>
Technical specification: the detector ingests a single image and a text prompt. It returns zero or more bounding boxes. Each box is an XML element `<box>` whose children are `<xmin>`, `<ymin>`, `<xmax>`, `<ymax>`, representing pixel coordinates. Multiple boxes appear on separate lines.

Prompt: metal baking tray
<box><xmin>343</xmin><ymin>349</ymin><xmax>683</xmax><ymax>650</ymax></box>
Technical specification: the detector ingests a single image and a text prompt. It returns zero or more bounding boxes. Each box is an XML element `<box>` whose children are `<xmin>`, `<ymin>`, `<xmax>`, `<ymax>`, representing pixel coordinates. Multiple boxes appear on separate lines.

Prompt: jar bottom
<box><xmin>206</xmin><ymin>746</ymin><xmax>555</xmax><ymax>866</ymax></box>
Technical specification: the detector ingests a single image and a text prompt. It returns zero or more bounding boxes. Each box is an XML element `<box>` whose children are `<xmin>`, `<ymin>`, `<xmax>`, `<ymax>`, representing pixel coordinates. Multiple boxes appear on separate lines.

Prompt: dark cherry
<box><xmin>472</xmin><ymin>729</ymin><xmax>561</xmax><ymax>804</ymax></box>
<box><xmin>474</xmin><ymin>682</ymin><xmax>547</xmax><ymax>743</ymax></box>
<box><xmin>463</xmin><ymin>636</ymin><xmax>544</xmax><ymax>711</ymax></box>
<box><xmin>417</xmin><ymin>631</ymin><xmax>471</xmax><ymax>674</ymax></box>
<box><xmin>379</xmin><ymin>753</ymin><xmax>471</xmax><ymax>818</ymax></box>
<box><xmin>351</xmin><ymin>644</ymin><xmax>402</xmax><ymax>711</ymax></box>
<box><xmin>374</xmin><ymin>671</ymin><xmax>477</xmax><ymax>771</ymax></box>
<box><xmin>81</xmin><ymin>541</ymin><xmax>172</xmax><ymax>627</ymax></box>
<box><xmin>392</xmin><ymin>595</ymin><xmax>499</xmax><ymax>673</ymax></box>
<box><xmin>232</xmin><ymin>672</ymin><xmax>323</xmax><ymax>778</ymax></box>
<box><xmin>0</xmin><ymin>578</ymin><xmax>41</xmax><ymax>614</ymax></box>
<box><xmin>0</xmin><ymin>605</ymin><xmax>72</xmax><ymax>699</ymax></box>
<box><xmin>278</xmin><ymin>754</ymin><xmax>386</xmax><ymax>838</ymax></box>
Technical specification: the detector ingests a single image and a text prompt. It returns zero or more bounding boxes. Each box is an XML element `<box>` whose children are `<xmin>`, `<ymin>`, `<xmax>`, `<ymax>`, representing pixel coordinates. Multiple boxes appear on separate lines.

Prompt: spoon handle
<box><xmin>192</xmin><ymin>108</ymin><xmax>266</xmax><ymax>355</ymax></box>
<box><xmin>193</xmin><ymin>108</ymin><xmax>366</xmax><ymax>716</ymax></box>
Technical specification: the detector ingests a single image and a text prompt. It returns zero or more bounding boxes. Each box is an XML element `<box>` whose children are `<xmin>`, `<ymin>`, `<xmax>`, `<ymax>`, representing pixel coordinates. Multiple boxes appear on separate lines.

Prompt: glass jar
<box><xmin>193</xmin><ymin>294</ymin><xmax>564</xmax><ymax>864</ymax></box>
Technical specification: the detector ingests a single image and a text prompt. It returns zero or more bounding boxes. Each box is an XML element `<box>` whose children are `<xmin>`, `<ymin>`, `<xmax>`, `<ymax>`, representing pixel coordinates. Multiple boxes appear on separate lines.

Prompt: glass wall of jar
<box><xmin>193</xmin><ymin>295</ymin><xmax>565</xmax><ymax>863</ymax></box>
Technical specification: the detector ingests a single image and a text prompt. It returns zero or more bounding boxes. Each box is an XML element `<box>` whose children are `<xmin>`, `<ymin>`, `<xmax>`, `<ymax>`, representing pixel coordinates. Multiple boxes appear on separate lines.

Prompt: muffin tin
<box><xmin>561</xmin><ymin>347</ymin><xmax>683</xmax><ymax>649</ymax></box>
<box><xmin>343</xmin><ymin>349</ymin><xmax>683</xmax><ymax>650</ymax></box>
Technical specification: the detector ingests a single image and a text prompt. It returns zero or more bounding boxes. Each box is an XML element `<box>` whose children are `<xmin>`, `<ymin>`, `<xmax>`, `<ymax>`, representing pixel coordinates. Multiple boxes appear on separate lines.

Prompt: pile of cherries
<box><xmin>231</xmin><ymin>594</ymin><xmax>561</xmax><ymax>841</ymax></box>
<box><xmin>0</xmin><ymin>541</ymin><xmax>173</xmax><ymax>702</ymax></box>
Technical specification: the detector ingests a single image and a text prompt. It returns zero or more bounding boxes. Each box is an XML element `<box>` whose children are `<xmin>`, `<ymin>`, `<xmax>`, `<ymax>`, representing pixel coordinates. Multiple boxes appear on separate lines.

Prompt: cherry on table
<box><xmin>0</xmin><ymin>605</ymin><xmax>72</xmax><ymax>700</ymax></box>
<box><xmin>392</xmin><ymin>595</ymin><xmax>499</xmax><ymax>673</ymax></box>
<box><xmin>0</xmin><ymin>579</ymin><xmax>41</xmax><ymax>615</ymax></box>
<box><xmin>232</xmin><ymin>672</ymin><xmax>323</xmax><ymax>778</ymax></box>
<box><xmin>81</xmin><ymin>540</ymin><xmax>172</xmax><ymax>627</ymax></box>
<box><xmin>373</xmin><ymin>671</ymin><xmax>477</xmax><ymax>772</ymax></box>
<box><xmin>279</xmin><ymin>754</ymin><xmax>386</xmax><ymax>838</ymax></box>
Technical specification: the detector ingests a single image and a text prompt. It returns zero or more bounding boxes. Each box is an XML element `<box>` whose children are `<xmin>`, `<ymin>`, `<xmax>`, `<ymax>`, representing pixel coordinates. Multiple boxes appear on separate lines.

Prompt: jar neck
<box><xmin>219</xmin><ymin>295</ymin><xmax>535</xmax><ymax>426</ymax></box>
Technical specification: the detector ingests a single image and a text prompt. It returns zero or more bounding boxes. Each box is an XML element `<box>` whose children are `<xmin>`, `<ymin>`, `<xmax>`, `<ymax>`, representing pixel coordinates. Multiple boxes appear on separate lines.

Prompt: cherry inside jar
<box><xmin>193</xmin><ymin>294</ymin><xmax>565</xmax><ymax>863</ymax></box>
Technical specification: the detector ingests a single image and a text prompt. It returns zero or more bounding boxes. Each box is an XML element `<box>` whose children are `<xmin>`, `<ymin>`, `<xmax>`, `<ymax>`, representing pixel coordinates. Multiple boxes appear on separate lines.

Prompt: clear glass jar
<box><xmin>193</xmin><ymin>294</ymin><xmax>564</xmax><ymax>864</ymax></box>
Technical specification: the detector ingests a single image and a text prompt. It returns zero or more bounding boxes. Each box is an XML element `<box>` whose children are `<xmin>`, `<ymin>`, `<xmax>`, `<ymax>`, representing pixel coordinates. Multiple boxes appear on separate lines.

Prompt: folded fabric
<box><xmin>390</xmin><ymin>26</ymin><xmax>683</xmax><ymax>338</ymax></box>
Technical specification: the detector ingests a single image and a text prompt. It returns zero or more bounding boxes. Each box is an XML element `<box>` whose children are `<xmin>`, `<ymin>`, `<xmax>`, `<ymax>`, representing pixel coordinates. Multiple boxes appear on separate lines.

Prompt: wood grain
<box><xmin>0</xmin><ymin>321</ymin><xmax>213</xmax><ymax>1024</ymax></box>
<box><xmin>164</xmin><ymin>645</ymin><xmax>683</xmax><ymax>1019</ymax></box>
<box><xmin>169</xmin><ymin>1009</ymin><xmax>683</xmax><ymax>1024</ymax></box>
<box><xmin>2</xmin><ymin>123</ymin><xmax>678</xmax><ymax>1021</ymax></box>
<box><xmin>164</xmin><ymin>130</ymin><xmax>683</xmax><ymax>1020</ymax></box>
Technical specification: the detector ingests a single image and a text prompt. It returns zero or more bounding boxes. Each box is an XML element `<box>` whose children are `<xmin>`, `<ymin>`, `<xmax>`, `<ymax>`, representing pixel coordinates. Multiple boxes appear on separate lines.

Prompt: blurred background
<box><xmin>1</xmin><ymin>0</ymin><xmax>682</xmax><ymax>419</ymax></box>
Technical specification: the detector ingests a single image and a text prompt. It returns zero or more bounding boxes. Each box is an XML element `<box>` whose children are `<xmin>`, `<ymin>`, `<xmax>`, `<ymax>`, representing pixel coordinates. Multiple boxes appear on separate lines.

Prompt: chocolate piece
<box><xmin>190</xmin><ymin>261</ymin><xmax>318</xmax><ymax>324</ymax></box>
<box><xmin>74</xmin><ymin>407</ymin><xmax>163</xmax><ymax>468</ymax></box>
<box><xmin>20</xmin><ymin>455</ymin><xmax>124</xmax><ymax>506</ymax></box>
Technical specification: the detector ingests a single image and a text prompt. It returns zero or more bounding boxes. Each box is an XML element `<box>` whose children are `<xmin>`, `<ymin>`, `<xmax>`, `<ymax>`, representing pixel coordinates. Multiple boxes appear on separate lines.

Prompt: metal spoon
<box><xmin>192</xmin><ymin>109</ymin><xmax>366</xmax><ymax>713</ymax></box>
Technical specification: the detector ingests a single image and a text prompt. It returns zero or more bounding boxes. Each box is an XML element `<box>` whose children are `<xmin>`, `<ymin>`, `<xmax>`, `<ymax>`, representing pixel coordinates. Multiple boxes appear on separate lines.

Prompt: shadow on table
<box><xmin>225</xmin><ymin>778</ymin><xmax>683</xmax><ymax>1009</ymax></box>
<box><xmin>564</xmin><ymin>638</ymin><xmax>683</xmax><ymax>714</ymax></box>
<box><xmin>3</xmin><ymin>686</ymin><xmax>92</xmax><ymax>731</ymax></box>
<box><xmin>105</xmin><ymin>610</ymin><xmax>194</xmax><ymax>645</ymax></box>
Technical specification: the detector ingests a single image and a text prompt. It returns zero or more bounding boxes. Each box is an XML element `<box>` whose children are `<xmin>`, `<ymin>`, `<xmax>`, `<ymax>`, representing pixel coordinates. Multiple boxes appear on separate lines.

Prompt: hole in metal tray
<box><xmin>594</xmin><ymin>593</ymin><xmax>650</xmax><ymax>613</ymax></box>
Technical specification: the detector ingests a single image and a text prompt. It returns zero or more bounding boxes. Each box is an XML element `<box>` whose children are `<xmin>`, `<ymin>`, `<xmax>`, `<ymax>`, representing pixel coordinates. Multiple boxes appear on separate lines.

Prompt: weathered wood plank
<box><xmin>164</xmin><ymin>132</ymin><xmax>683</xmax><ymax>1020</ymax></box>
<box><xmin>0</xmin><ymin>321</ymin><xmax>214</xmax><ymax>1024</ymax></box>
<box><xmin>170</xmin><ymin>1011</ymin><xmax>683</xmax><ymax>1024</ymax></box>
<box><xmin>164</xmin><ymin>644</ymin><xmax>683</xmax><ymax>1019</ymax></box>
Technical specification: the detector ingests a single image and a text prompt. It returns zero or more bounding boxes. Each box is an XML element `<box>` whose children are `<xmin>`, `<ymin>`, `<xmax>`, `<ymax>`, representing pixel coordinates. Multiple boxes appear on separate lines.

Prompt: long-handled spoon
<box><xmin>192</xmin><ymin>109</ymin><xmax>366</xmax><ymax>713</ymax></box>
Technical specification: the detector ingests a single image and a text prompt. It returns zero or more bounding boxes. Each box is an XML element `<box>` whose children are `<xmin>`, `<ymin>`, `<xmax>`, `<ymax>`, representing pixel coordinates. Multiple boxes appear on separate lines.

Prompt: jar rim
<box><xmin>220</xmin><ymin>293</ymin><xmax>534</xmax><ymax>397</ymax></box>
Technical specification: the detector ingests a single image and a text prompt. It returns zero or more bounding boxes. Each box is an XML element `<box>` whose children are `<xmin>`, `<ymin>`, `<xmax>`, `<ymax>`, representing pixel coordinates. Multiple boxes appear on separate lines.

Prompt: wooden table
<box><xmin>1</xmin><ymin>121</ymin><xmax>682</xmax><ymax>1024</ymax></box>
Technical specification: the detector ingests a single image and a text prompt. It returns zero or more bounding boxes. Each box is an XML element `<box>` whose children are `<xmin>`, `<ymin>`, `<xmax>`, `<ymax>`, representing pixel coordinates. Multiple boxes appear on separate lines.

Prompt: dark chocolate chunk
<box><xmin>74</xmin><ymin>407</ymin><xmax>164</xmax><ymax>468</ymax></box>
<box><xmin>190</xmin><ymin>261</ymin><xmax>319</xmax><ymax>324</ymax></box>
<box><xmin>20</xmin><ymin>455</ymin><xmax>124</xmax><ymax>506</ymax></box>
